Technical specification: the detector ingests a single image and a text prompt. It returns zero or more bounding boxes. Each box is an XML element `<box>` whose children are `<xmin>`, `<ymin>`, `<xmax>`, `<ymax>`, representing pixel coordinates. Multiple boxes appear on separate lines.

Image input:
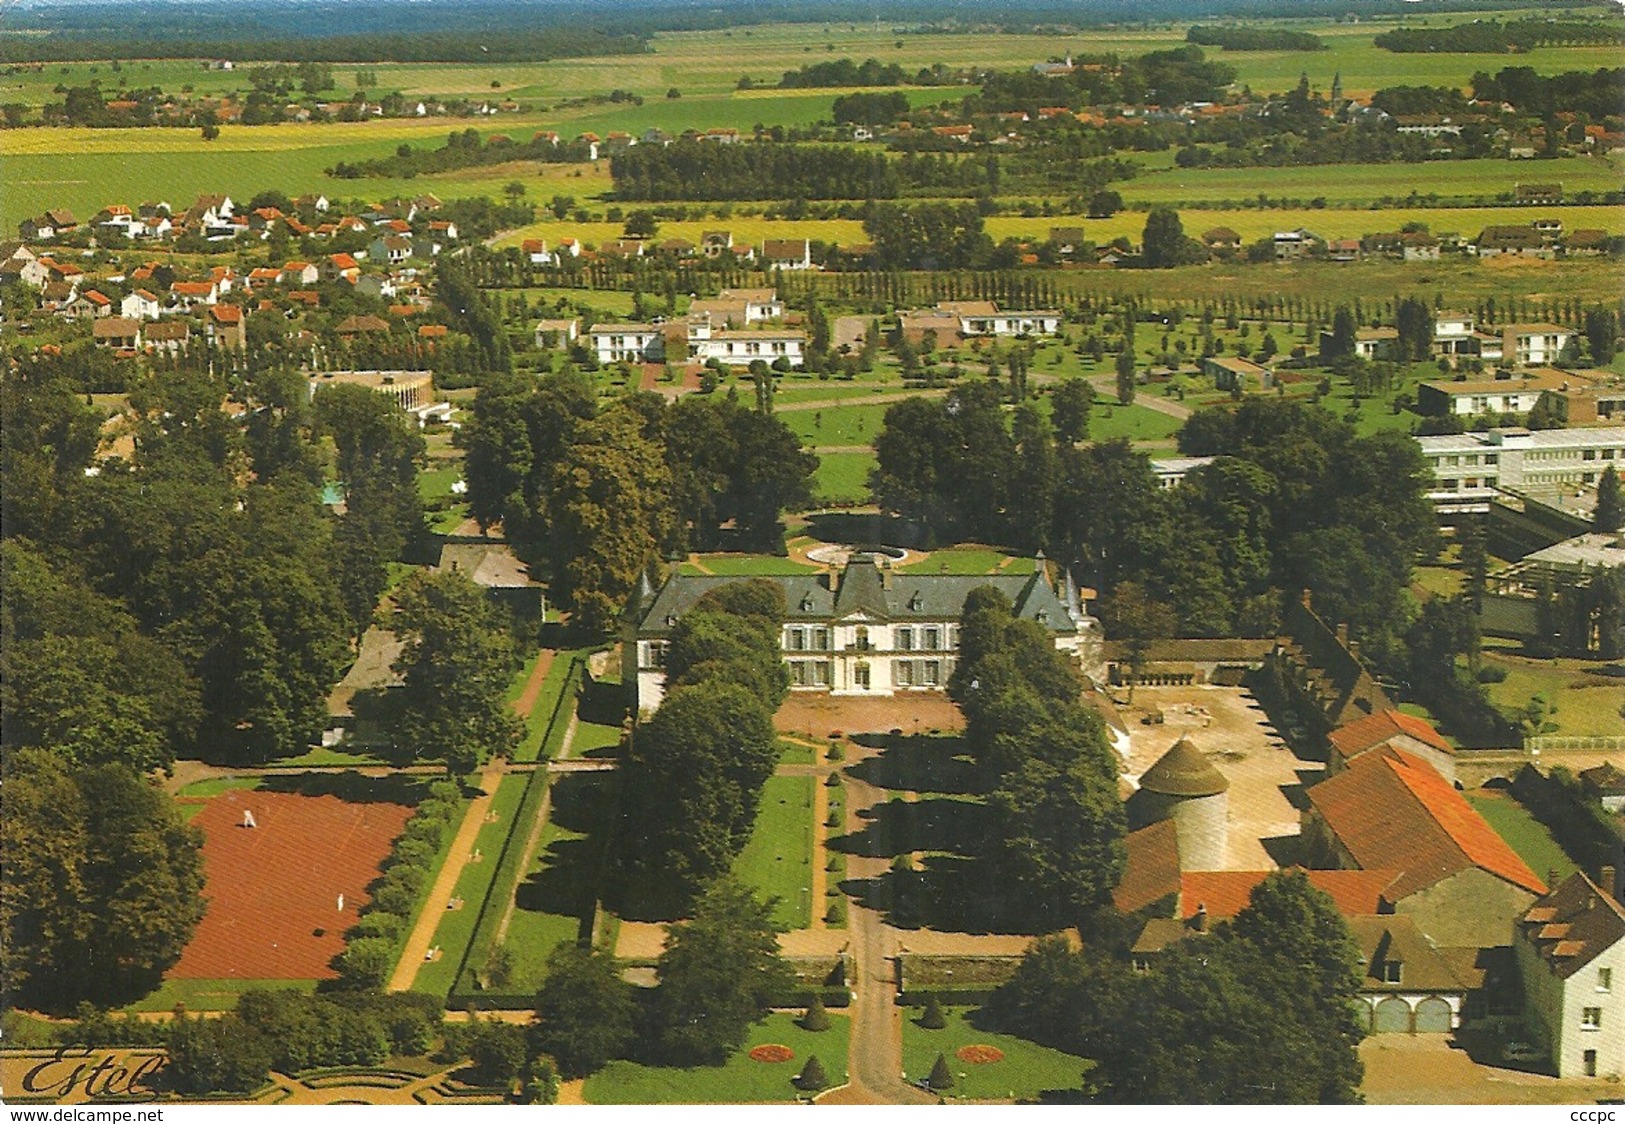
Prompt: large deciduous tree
<box><xmin>2</xmin><ymin>751</ymin><xmax>204</xmax><ymax>1010</ymax></box>
<box><xmin>531</xmin><ymin>945</ymin><xmax>638</xmax><ymax>1078</ymax></box>
<box><xmin>391</xmin><ymin>569</ymin><xmax>522</xmax><ymax>775</ymax></box>
<box><xmin>650</xmin><ymin>876</ymin><xmax>794</xmax><ymax>1065</ymax></box>
<box><xmin>548</xmin><ymin>403</ymin><xmax>675</xmax><ymax>634</ymax></box>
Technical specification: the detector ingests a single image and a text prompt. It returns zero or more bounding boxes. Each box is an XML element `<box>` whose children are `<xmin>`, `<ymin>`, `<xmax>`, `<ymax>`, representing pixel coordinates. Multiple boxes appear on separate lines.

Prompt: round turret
<box><xmin>1135</xmin><ymin>736</ymin><xmax>1229</xmax><ymax>871</ymax></box>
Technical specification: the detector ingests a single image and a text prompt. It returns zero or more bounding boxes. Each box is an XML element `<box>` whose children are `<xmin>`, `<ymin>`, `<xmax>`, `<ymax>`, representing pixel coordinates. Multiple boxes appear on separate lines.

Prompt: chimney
<box><xmin>881</xmin><ymin>559</ymin><xmax>893</xmax><ymax>591</ymax></box>
<box><xmin>1603</xmin><ymin>865</ymin><xmax>1617</xmax><ymax>899</ymax></box>
<box><xmin>1336</xmin><ymin>622</ymin><xmax>1350</xmax><ymax>647</ymax></box>
<box><xmin>1300</xmin><ymin>588</ymin><xmax>1313</xmax><ymax>611</ymax></box>
<box><xmin>828</xmin><ymin>565</ymin><xmax>840</xmax><ymax>594</ymax></box>
<box><xmin>1192</xmin><ymin>903</ymin><xmax>1208</xmax><ymax>933</ymax></box>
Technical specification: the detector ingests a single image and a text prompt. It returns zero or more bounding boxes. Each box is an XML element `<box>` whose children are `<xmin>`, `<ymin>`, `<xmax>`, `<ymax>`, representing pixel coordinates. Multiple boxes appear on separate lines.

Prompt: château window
<box><xmin>1599</xmin><ymin>968</ymin><xmax>1613</xmax><ymax>993</ymax></box>
<box><xmin>922</xmin><ymin>661</ymin><xmax>941</xmax><ymax>687</ymax></box>
<box><xmin>787</xmin><ymin>628</ymin><xmax>806</xmax><ymax>651</ymax></box>
<box><xmin>922</xmin><ymin>627</ymin><xmax>941</xmax><ymax>651</ymax></box>
<box><xmin>854</xmin><ymin>662</ymin><xmax>871</xmax><ymax>689</ymax></box>
<box><xmin>895</xmin><ymin>661</ymin><xmax>913</xmax><ymax>687</ymax></box>
<box><xmin>896</xmin><ymin>627</ymin><xmax>913</xmax><ymax>651</ymax></box>
<box><xmin>812</xmin><ymin>628</ymin><xmax>830</xmax><ymax>652</ymax></box>
<box><xmin>1583</xmin><ymin>1007</ymin><xmax>1602</xmax><ymax>1030</ymax></box>
<box><xmin>855</xmin><ymin>626</ymin><xmax>871</xmax><ymax>652</ymax></box>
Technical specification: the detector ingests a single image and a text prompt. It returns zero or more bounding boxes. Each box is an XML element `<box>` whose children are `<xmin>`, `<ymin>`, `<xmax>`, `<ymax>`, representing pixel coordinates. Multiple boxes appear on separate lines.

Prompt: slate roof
<box><xmin>1138</xmin><ymin>736</ymin><xmax>1228</xmax><ymax>798</ymax></box>
<box><xmin>636</xmin><ymin>553</ymin><xmax>1079</xmax><ymax>638</ymax></box>
<box><xmin>1306</xmin><ymin>747</ymin><xmax>1546</xmax><ymax>901</ymax></box>
<box><xmin>1520</xmin><ymin>872</ymin><xmax>1625</xmax><ymax>979</ymax></box>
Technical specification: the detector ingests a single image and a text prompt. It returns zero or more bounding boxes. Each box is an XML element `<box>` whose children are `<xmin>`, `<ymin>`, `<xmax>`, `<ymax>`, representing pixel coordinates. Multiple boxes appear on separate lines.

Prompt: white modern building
<box><xmin>937</xmin><ymin>301</ymin><xmax>1062</xmax><ymax>337</ymax></box>
<box><xmin>1415</xmin><ymin>426</ymin><xmax>1625</xmax><ymax>514</ymax></box>
<box><xmin>588</xmin><ymin>323</ymin><xmax>664</xmax><ymax>364</ymax></box>
<box><xmin>629</xmin><ymin>552</ymin><xmax>1099</xmax><ymax>713</ymax></box>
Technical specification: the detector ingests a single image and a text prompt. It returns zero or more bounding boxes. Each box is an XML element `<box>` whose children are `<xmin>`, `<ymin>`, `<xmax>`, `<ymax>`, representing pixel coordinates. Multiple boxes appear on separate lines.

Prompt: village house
<box><xmin>143</xmin><ymin>320</ymin><xmax>190</xmax><ymax>355</ymax></box>
<box><xmin>92</xmin><ymin>316</ymin><xmax>142</xmax><ymax>349</ymax></box>
<box><xmin>688</xmin><ymin>288</ymin><xmax>783</xmax><ymax>326</ymax></box>
<box><xmin>1416</xmin><ymin>367</ymin><xmax>1586</xmax><ymax>419</ymax></box>
<box><xmin>630</xmin><ymin>551</ymin><xmax>1096</xmax><ymax>712</ymax></box>
<box><xmin>1516</xmin><ymin>873</ymin><xmax>1625</xmax><ymax>1078</ymax></box>
<box><xmin>701</xmin><ymin>231</ymin><xmax>734</xmax><ymax>259</ymax></box>
<box><xmin>120</xmin><ymin>288</ymin><xmax>162</xmax><ymax>321</ymax></box>
<box><xmin>1301</xmin><ymin>746</ymin><xmax>1546</xmax><ymax>948</ymax></box>
<box><xmin>369</xmin><ymin>235</ymin><xmax>415</xmax><ymax>265</ymax></box>
<box><xmin>1581</xmin><ymin>764</ymin><xmax>1625</xmax><ymax>814</ymax></box>
<box><xmin>63</xmin><ymin>289</ymin><xmax>113</xmax><ymax>320</ymax></box>
<box><xmin>0</xmin><ymin>245</ymin><xmax>49</xmax><ymax>289</ymax></box>
<box><xmin>1202</xmin><ymin>354</ymin><xmax>1270</xmax><ymax>391</ymax></box>
<box><xmin>533</xmin><ymin>318</ymin><xmax>579</xmax><ymax>348</ymax></box>
<box><xmin>588</xmin><ymin>322</ymin><xmax>663</xmax><ymax>364</ymax></box>
<box><xmin>281</xmin><ymin>261</ymin><xmax>319</xmax><ymax>286</ymax></box>
<box><xmin>1476</xmin><ymin>225</ymin><xmax>1554</xmax><ymax>260</ymax></box>
<box><xmin>167</xmin><ymin>280</ymin><xmax>219</xmax><ymax>310</ymax></box>
<box><xmin>207</xmin><ymin>304</ymin><xmax>247</xmax><ymax>349</ymax></box>
<box><xmin>761</xmin><ymin>238</ymin><xmax>813</xmax><ymax>271</ymax></box>
<box><xmin>17</xmin><ymin>209</ymin><xmax>78</xmax><ymax>241</ymax></box>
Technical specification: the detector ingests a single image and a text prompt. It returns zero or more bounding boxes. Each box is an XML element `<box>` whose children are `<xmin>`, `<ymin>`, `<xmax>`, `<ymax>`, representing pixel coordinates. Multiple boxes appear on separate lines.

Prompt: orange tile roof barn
<box><xmin>1307</xmin><ymin>747</ymin><xmax>1546</xmax><ymax>901</ymax></box>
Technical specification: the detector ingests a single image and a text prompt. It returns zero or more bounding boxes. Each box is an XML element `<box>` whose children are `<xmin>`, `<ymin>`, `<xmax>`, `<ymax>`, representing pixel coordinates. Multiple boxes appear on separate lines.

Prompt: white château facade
<box><xmin>629</xmin><ymin>552</ymin><xmax>1100</xmax><ymax>713</ymax></box>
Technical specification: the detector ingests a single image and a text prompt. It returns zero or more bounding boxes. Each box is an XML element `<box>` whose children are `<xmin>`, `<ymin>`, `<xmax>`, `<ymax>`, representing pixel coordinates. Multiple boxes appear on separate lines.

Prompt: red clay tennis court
<box><xmin>168</xmin><ymin>789</ymin><xmax>412</xmax><ymax>981</ymax></box>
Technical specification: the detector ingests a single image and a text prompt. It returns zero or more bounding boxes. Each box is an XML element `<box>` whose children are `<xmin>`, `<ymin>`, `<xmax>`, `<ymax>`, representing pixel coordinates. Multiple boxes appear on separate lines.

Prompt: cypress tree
<box><xmin>797</xmin><ymin>1054</ymin><xmax>830</xmax><ymax>1091</ymax></box>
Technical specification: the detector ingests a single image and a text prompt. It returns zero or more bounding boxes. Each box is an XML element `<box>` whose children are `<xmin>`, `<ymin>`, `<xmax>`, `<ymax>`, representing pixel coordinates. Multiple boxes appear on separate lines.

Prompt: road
<box><xmin>818</xmin><ymin>770</ymin><xmax>935</xmax><ymax>1106</ymax></box>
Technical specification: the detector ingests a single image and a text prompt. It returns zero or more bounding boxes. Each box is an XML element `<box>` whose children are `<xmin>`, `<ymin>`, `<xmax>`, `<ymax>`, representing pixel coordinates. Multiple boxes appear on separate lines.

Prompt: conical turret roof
<box><xmin>1140</xmin><ymin>736</ymin><xmax>1228</xmax><ymax>798</ymax></box>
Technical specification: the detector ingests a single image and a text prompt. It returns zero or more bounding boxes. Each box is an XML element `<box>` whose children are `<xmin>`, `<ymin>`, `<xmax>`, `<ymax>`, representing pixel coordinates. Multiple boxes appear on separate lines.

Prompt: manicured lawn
<box><xmin>774</xmin><ymin>382</ymin><xmax>904</xmax><ymax>405</ymax></box>
<box><xmin>505</xmin><ymin>649</ymin><xmax>547</xmax><ymax>705</ymax></box>
<box><xmin>176</xmin><ymin>776</ymin><xmax>263</xmax><ymax>798</ymax></box>
<box><xmin>1465</xmin><ymin>791</ymin><xmax>1578</xmax><ymax>883</ymax></box>
<box><xmin>570</xmin><ymin>720</ymin><xmax>623</xmax><ymax>755</ymax></box>
<box><xmin>780</xmin><ymin>402</ymin><xmax>894</xmax><ymax>447</ymax></box>
<box><xmin>411</xmin><ymin>773</ymin><xmax>532</xmax><ymax>998</ymax></box>
<box><xmin>417</xmin><ymin>466</ymin><xmax>463</xmax><ymax>502</ymax></box>
<box><xmin>261</xmin><ymin>746</ymin><xmax>387</xmax><ymax>768</ymax></box>
<box><xmin>585</xmin><ymin>1012</ymin><xmax>850</xmax><ymax>1104</ymax></box>
<box><xmin>900</xmin><ymin>548</ymin><xmax>1029</xmax><ymax>576</ymax></box>
<box><xmin>902</xmin><ymin>1006</ymin><xmax>1092</xmax><ymax>1103</ymax></box>
<box><xmin>684</xmin><ymin>554</ymin><xmax>819</xmax><ymax>576</ymax></box>
<box><xmin>514</xmin><ymin>650</ymin><xmax>587</xmax><ymax>763</ymax></box>
<box><xmin>124</xmin><ymin>977</ymin><xmax>317</xmax><ymax>1015</ymax></box>
<box><xmin>778</xmin><ymin>738</ymin><xmax>817</xmax><ymax>765</ymax></box>
<box><xmin>1478</xmin><ymin>650</ymin><xmax>1625</xmax><ymax>737</ymax></box>
<box><xmin>497</xmin><ymin>798</ymin><xmax>602</xmax><ymax>992</ymax></box>
<box><xmin>1088</xmin><ymin>401</ymin><xmax>1182</xmax><ymax>443</ymax></box>
<box><xmin>734</xmin><ymin>775</ymin><xmax>815</xmax><ymax>931</ymax></box>
<box><xmin>1412</xmin><ymin>565</ymin><xmax>1465</xmax><ymax>601</ymax></box>
<box><xmin>812</xmin><ymin>452</ymin><xmax>876</xmax><ymax>506</ymax></box>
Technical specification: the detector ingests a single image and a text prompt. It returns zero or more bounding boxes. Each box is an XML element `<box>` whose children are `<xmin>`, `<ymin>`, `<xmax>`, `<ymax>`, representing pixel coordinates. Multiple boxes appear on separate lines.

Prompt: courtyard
<box><xmin>1118</xmin><ymin>685</ymin><xmax>1322</xmax><ymax>871</ymax></box>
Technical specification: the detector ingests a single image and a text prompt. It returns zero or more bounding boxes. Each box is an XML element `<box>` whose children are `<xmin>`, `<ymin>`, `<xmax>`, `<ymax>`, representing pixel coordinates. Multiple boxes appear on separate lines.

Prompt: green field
<box><xmin>1120</xmin><ymin>155</ymin><xmax>1625</xmax><ymax>209</ymax></box>
<box><xmin>122</xmin><ymin>976</ymin><xmax>317</xmax><ymax>1015</ymax></box>
<box><xmin>780</xmin><ymin>401</ymin><xmax>894</xmax><ymax>446</ymax></box>
<box><xmin>410</xmin><ymin>772</ymin><xmax>531</xmax><ymax>998</ymax></box>
<box><xmin>584</xmin><ymin>1012</ymin><xmax>850</xmax><ymax>1103</ymax></box>
<box><xmin>1478</xmin><ymin>649</ymin><xmax>1625</xmax><ymax>737</ymax></box>
<box><xmin>682</xmin><ymin>554</ymin><xmax>819</xmax><ymax>576</ymax></box>
<box><xmin>902</xmin><ymin>1006</ymin><xmax>1091</xmax><ymax>1102</ymax></box>
<box><xmin>1464</xmin><ymin>791</ymin><xmax>1579</xmax><ymax>883</ymax></box>
<box><xmin>774</xmin><ymin>381</ymin><xmax>906</xmax><ymax>404</ymax></box>
<box><xmin>496</xmin><ymin>773</ymin><xmax>614</xmax><ymax>992</ymax></box>
<box><xmin>899</xmin><ymin>547</ymin><xmax>1031</xmax><ymax>576</ymax></box>
<box><xmin>733</xmin><ymin>775</ymin><xmax>815</xmax><ymax>931</ymax></box>
<box><xmin>175</xmin><ymin>776</ymin><xmax>263</xmax><ymax>798</ymax></box>
<box><xmin>811</xmin><ymin>451</ymin><xmax>876</xmax><ymax>506</ymax></box>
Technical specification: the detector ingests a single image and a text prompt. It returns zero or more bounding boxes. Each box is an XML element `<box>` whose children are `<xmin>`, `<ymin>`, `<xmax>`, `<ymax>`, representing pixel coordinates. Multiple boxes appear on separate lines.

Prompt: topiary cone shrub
<box><xmin>927</xmin><ymin>1052</ymin><xmax>954</xmax><ymax>1090</ymax></box>
<box><xmin>797</xmin><ymin>1054</ymin><xmax>829</xmax><ymax>1091</ymax></box>
<box><xmin>801</xmin><ymin>995</ymin><xmax>830</xmax><ymax>1032</ymax></box>
<box><xmin>919</xmin><ymin>995</ymin><xmax>946</xmax><ymax>1030</ymax></box>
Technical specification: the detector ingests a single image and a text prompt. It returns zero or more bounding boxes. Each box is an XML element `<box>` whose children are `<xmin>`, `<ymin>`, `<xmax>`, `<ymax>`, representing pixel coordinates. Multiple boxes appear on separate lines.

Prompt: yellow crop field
<box><xmin>0</xmin><ymin>116</ymin><xmax>557</xmax><ymax>157</ymax></box>
<box><xmin>493</xmin><ymin>217</ymin><xmax>869</xmax><ymax>251</ymax></box>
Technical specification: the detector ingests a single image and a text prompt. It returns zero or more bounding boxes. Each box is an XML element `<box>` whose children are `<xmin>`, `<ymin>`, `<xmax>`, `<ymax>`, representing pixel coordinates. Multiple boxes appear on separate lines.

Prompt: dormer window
<box><xmin>665</xmin><ymin>614</ymin><xmax>677</xmax><ymax>627</ymax></box>
<box><xmin>800</xmin><ymin>595</ymin><xmax>814</xmax><ymax>612</ymax></box>
<box><xmin>1381</xmin><ymin>959</ymin><xmax>1402</xmax><ymax>984</ymax></box>
<box><xmin>1036</xmin><ymin>610</ymin><xmax>1049</xmax><ymax>624</ymax></box>
<box><xmin>909</xmin><ymin>591</ymin><xmax>923</xmax><ymax>611</ymax></box>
